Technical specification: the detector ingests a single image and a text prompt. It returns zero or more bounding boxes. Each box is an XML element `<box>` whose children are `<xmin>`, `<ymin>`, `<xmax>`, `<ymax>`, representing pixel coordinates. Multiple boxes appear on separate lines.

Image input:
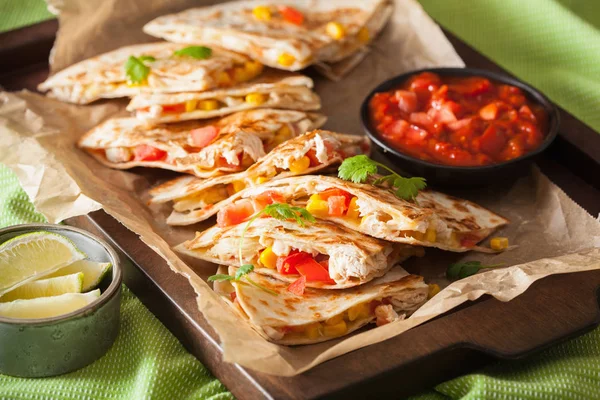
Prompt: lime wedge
<box><xmin>0</xmin><ymin>289</ymin><xmax>100</xmax><ymax>319</ymax></box>
<box><xmin>0</xmin><ymin>273</ymin><xmax>84</xmax><ymax>302</ymax></box>
<box><xmin>0</xmin><ymin>231</ymin><xmax>86</xmax><ymax>296</ymax></box>
<box><xmin>47</xmin><ymin>260</ymin><xmax>112</xmax><ymax>291</ymax></box>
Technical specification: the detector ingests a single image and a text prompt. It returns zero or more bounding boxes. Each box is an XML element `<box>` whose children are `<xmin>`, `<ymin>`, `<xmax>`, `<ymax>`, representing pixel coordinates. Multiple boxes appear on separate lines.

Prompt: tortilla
<box><xmin>214</xmin><ymin>266</ymin><xmax>428</xmax><ymax>345</ymax></box>
<box><xmin>176</xmin><ymin>218</ymin><xmax>420</xmax><ymax>289</ymax></box>
<box><xmin>78</xmin><ymin>109</ymin><xmax>325</xmax><ymax>177</ymax></box>
<box><xmin>211</xmin><ymin>175</ymin><xmax>510</xmax><ymax>252</ymax></box>
<box><xmin>127</xmin><ymin>69</ymin><xmax>320</xmax><ymax>123</ymax></box>
<box><xmin>148</xmin><ymin>129</ymin><xmax>370</xmax><ymax>224</ymax></box>
<box><xmin>38</xmin><ymin>42</ymin><xmax>262</xmax><ymax>104</ymax></box>
<box><xmin>143</xmin><ymin>0</ymin><xmax>393</xmax><ymax>72</ymax></box>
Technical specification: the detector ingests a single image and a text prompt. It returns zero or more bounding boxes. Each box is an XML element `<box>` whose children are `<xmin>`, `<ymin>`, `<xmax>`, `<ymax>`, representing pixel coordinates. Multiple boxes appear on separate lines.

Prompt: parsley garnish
<box><xmin>446</xmin><ymin>261</ymin><xmax>505</xmax><ymax>280</ymax></box>
<box><xmin>173</xmin><ymin>46</ymin><xmax>212</xmax><ymax>59</ymax></box>
<box><xmin>338</xmin><ymin>155</ymin><xmax>426</xmax><ymax>201</ymax></box>
<box><xmin>208</xmin><ymin>203</ymin><xmax>315</xmax><ymax>295</ymax></box>
<box><xmin>124</xmin><ymin>55</ymin><xmax>154</xmax><ymax>84</ymax></box>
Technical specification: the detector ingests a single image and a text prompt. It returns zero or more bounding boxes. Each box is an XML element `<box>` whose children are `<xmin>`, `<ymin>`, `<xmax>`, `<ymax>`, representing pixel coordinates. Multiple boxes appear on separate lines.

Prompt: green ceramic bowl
<box><xmin>0</xmin><ymin>224</ymin><xmax>122</xmax><ymax>378</ymax></box>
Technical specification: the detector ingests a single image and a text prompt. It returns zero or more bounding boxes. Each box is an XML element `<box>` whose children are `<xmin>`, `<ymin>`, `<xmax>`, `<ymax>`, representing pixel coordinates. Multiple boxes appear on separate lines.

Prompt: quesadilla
<box><xmin>127</xmin><ymin>70</ymin><xmax>320</xmax><ymax>123</ymax></box>
<box><xmin>143</xmin><ymin>0</ymin><xmax>393</xmax><ymax>72</ymax></box>
<box><xmin>214</xmin><ymin>266</ymin><xmax>428</xmax><ymax>345</ymax></box>
<box><xmin>38</xmin><ymin>42</ymin><xmax>263</xmax><ymax>104</ymax></box>
<box><xmin>212</xmin><ymin>175</ymin><xmax>509</xmax><ymax>252</ymax></box>
<box><xmin>78</xmin><ymin>109</ymin><xmax>325</xmax><ymax>177</ymax></box>
<box><xmin>177</xmin><ymin>218</ymin><xmax>421</xmax><ymax>289</ymax></box>
<box><xmin>149</xmin><ymin>130</ymin><xmax>370</xmax><ymax>224</ymax></box>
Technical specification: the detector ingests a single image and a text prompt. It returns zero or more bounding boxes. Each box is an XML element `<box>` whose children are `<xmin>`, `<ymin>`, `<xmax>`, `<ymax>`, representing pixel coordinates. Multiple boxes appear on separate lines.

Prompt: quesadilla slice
<box><xmin>149</xmin><ymin>130</ymin><xmax>370</xmax><ymax>224</ymax></box>
<box><xmin>177</xmin><ymin>218</ymin><xmax>421</xmax><ymax>289</ymax></box>
<box><xmin>143</xmin><ymin>0</ymin><xmax>393</xmax><ymax>72</ymax></box>
<box><xmin>214</xmin><ymin>266</ymin><xmax>428</xmax><ymax>345</ymax></box>
<box><xmin>212</xmin><ymin>175</ymin><xmax>509</xmax><ymax>252</ymax></box>
<box><xmin>38</xmin><ymin>42</ymin><xmax>263</xmax><ymax>104</ymax></box>
<box><xmin>127</xmin><ymin>70</ymin><xmax>320</xmax><ymax>123</ymax></box>
<box><xmin>78</xmin><ymin>109</ymin><xmax>325</xmax><ymax>177</ymax></box>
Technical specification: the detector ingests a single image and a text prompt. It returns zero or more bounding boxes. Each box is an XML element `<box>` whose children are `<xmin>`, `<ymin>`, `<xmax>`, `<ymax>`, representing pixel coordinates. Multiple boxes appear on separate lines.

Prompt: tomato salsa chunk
<box><xmin>369</xmin><ymin>72</ymin><xmax>548</xmax><ymax>167</ymax></box>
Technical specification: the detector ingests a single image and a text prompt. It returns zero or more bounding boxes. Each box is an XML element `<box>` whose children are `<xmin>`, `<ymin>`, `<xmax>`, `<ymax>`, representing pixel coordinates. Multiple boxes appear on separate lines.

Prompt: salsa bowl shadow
<box><xmin>360</xmin><ymin>67</ymin><xmax>560</xmax><ymax>187</ymax></box>
<box><xmin>0</xmin><ymin>224</ymin><xmax>122</xmax><ymax>378</ymax></box>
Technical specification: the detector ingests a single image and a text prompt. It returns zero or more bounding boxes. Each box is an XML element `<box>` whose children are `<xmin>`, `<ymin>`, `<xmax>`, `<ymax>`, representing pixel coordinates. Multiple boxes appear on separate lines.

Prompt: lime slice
<box><xmin>0</xmin><ymin>231</ymin><xmax>86</xmax><ymax>296</ymax></box>
<box><xmin>0</xmin><ymin>273</ymin><xmax>84</xmax><ymax>302</ymax></box>
<box><xmin>0</xmin><ymin>289</ymin><xmax>100</xmax><ymax>320</ymax></box>
<box><xmin>47</xmin><ymin>260</ymin><xmax>112</xmax><ymax>291</ymax></box>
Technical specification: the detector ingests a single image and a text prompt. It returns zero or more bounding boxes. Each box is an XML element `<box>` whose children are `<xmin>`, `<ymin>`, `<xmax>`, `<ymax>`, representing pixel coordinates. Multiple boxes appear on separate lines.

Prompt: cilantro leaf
<box><xmin>338</xmin><ymin>155</ymin><xmax>427</xmax><ymax>201</ymax></box>
<box><xmin>125</xmin><ymin>55</ymin><xmax>153</xmax><ymax>84</ymax></box>
<box><xmin>262</xmin><ymin>203</ymin><xmax>316</xmax><ymax>227</ymax></box>
<box><xmin>207</xmin><ymin>274</ymin><xmax>234</xmax><ymax>282</ymax></box>
<box><xmin>338</xmin><ymin>155</ymin><xmax>378</xmax><ymax>183</ymax></box>
<box><xmin>446</xmin><ymin>261</ymin><xmax>505</xmax><ymax>280</ymax></box>
<box><xmin>173</xmin><ymin>46</ymin><xmax>212</xmax><ymax>59</ymax></box>
<box><xmin>235</xmin><ymin>264</ymin><xmax>254</xmax><ymax>280</ymax></box>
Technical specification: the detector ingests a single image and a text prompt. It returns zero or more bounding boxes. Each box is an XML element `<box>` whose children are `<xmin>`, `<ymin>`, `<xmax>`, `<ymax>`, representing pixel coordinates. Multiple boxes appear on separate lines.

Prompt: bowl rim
<box><xmin>0</xmin><ymin>223</ymin><xmax>122</xmax><ymax>325</ymax></box>
<box><xmin>360</xmin><ymin>67</ymin><xmax>561</xmax><ymax>172</ymax></box>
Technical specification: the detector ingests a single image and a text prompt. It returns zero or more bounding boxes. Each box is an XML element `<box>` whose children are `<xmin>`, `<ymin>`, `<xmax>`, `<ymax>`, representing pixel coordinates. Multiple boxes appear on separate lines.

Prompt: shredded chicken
<box><xmin>105</xmin><ymin>147</ymin><xmax>133</xmax><ymax>163</ymax></box>
<box><xmin>263</xmin><ymin>326</ymin><xmax>285</xmax><ymax>341</ymax></box>
<box><xmin>374</xmin><ymin>304</ymin><xmax>399</xmax><ymax>326</ymax></box>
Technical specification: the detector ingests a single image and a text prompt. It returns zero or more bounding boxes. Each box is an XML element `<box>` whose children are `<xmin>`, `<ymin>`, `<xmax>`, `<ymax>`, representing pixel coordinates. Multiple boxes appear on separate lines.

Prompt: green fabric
<box><xmin>0</xmin><ymin>0</ymin><xmax>54</xmax><ymax>33</ymax></box>
<box><xmin>0</xmin><ymin>164</ymin><xmax>233</xmax><ymax>400</ymax></box>
<box><xmin>418</xmin><ymin>0</ymin><xmax>600</xmax><ymax>134</ymax></box>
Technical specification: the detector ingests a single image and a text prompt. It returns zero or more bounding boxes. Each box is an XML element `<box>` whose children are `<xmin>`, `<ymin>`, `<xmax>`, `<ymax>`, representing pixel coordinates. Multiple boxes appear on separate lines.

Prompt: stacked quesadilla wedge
<box><xmin>149</xmin><ymin>129</ymin><xmax>370</xmax><ymax>224</ymax></box>
<box><xmin>38</xmin><ymin>42</ymin><xmax>264</xmax><ymax>104</ymax></box>
<box><xmin>177</xmin><ymin>218</ymin><xmax>421</xmax><ymax>289</ymax></box>
<box><xmin>213</xmin><ymin>266</ymin><xmax>428</xmax><ymax>345</ymax></box>
<box><xmin>143</xmin><ymin>0</ymin><xmax>393</xmax><ymax>72</ymax></box>
<box><xmin>127</xmin><ymin>70</ymin><xmax>320</xmax><ymax>123</ymax></box>
<box><xmin>78</xmin><ymin>109</ymin><xmax>325</xmax><ymax>177</ymax></box>
<box><xmin>212</xmin><ymin>175</ymin><xmax>509</xmax><ymax>252</ymax></box>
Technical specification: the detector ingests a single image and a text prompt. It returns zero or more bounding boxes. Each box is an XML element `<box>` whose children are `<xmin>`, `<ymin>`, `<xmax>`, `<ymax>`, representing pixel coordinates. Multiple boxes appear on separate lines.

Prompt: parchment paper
<box><xmin>1</xmin><ymin>0</ymin><xmax>600</xmax><ymax>376</ymax></box>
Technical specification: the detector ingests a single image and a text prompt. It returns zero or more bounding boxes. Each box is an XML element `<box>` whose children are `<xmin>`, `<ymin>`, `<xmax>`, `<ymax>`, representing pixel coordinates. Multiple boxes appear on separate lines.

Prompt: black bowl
<box><xmin>360</xmin><ymin>67</ymin><xmax>560</xmax><ymax>187</ymax></box>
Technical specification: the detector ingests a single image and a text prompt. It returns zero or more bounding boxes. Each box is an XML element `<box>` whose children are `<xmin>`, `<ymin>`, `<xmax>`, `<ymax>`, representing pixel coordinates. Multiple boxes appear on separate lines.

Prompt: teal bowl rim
<box><xmin>0</xmin><ymin>223</ymin><xmax>122</xmax><ymax>325</ymax></box>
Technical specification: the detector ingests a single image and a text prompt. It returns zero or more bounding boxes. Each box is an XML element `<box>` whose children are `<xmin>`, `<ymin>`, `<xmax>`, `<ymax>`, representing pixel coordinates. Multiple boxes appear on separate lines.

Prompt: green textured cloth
<box><xmin>418</xmin><ymin>0</ymin><xmax>600</xmax><ymax>134</ymax></box>
<box><xmin>0</xmin><ymin>164</ymin><xmax>233</xmax><ymax>400</ymax></box>
<box><xmin>0</xmin><ymin>0</ymin><xmax>54</xmax><ymax>33</ymax></box>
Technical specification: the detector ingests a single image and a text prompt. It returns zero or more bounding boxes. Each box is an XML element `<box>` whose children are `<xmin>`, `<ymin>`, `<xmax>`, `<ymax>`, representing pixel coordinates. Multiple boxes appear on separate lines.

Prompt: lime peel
<box><xmin>0</xmin><ymin>272</ymin><xmax>84</xmax><ymax>302</ymax></box>
<box><xmin>0</xmin><ymin>289</ymin><xmax>100</xmax><ymax>320</ymax></box>
<box><xmin>48</xmin><ymin>260</ymin><xmax>112</xmax><ymax>291</ymax></box>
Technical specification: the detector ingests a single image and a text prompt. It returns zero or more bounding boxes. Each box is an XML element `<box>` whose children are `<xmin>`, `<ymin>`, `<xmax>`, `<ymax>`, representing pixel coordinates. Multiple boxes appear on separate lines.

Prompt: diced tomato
<box><xmin>276</xmin><ymin>251</ymin><xmax>309</xmax><ymax>275</ymax></box>
<box><xmin>405</xmin><ymin>125</ymin><xmax>429</xmax><ymax>143</ymax></box>
<box><xmin>287</xmin><ymin>276</ymin><xmax>306</xmax><ymax>296</ymax></box>
<box><xmin>394</xmin><ymin>90</ymin><xmax>418</xmax><ymax>113</ymax></box>
<box><xmin>279</xmin><ymin>6</ymin><xmax>304</xmax><ymax>25</ymax></box>
<box><xmin>229</xmin><ymin>292</ymin><xmax>237</xmax><ymax>302</ymax></box>
<box><xmin>190</xmin><ymin>126</ymin><xmax>219</xmax><ymax>148</ymax></box>
<box><xmin>327</xmin><ymin>195</ymin><xmax>348</xmax><ymax>217</ymax></box>
<box><xmin>295</xmin><ymin>258</ymin><xmax>334</xmax><ymax>283</ymax></box>
<box><xmin>450</xmin><ymin>77</ymin><xmax>492</xmax><ymax>96</ymax></box>
<box><xmin>162</xmin><ymin>103</ymin><xmax>186</xmax><ymax>114</ymax></box>
<box><xmin>428</xmin><ymin>107</ymin><xmax>457</xmax><ymax>125</ymax></box>
<box><xmin>217</xmin><ymin>154</ymin><xmax>242</xmax><ymax>169</ymax></box>
<box><xmin>479</xmin><ymin>103</ymin><xmax>498</xmax><ymax>121</ymax></box>
<box><xmin>133</xmin><ymin>145</ymin><xmax>167</xmax><ymax>161</ymax></box>
<box><xmin>319</xmin><ymin>188</ymin><xmax>352</xmax><ymax>202</ymax></box>
<box><xmin>519</xmin><ymin>105</ymin><xmax>536</xmax><ymax>122</ymax></box>
<box><xmin>216</xmin><ymin>199</ymin><xmax>255</xmax><ymax>227</ymax></box>
<box><xmin>318</xmin><ymin>258</ymin><xmax>329</xmax><ymax>270</ymax></box>
<box><xmin>479</xmin><ymin>124</ymin><xmax>507</xmax><ymax>156</ymax></box>
<box><xmin>447</xmin><ymin>118</ymin><xmax>472</xmax><ymax>131</ymax></box>
<box><xmin>385</xmin><ymin>120</ymin><xmax>410</xmax><ymax>139</ymax></box>
<box><xmin>409</xmin><ymin>72</ymin><xmax>441</xmax><ymax>93</ymax></box>
<box><xmin>409</xmin><ymin>112</ymin><xmax>433</xmax><ymax>129</ymax></box>
<box><xmin>460</xmin><ymin>234</ymin><xmax>480</xmax><ymax>248</ymax></box>
<box><xmin>254</xmin><ymin>191</ymin><xmax>285</xmax><ymax>208</ymax></box>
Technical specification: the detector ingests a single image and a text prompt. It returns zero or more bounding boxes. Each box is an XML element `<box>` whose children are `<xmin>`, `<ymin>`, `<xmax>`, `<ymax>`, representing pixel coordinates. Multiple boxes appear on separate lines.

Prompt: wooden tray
<box><xmin>2</xmin><ymin>20</ymin><xmax>600</xmax><ymax>399</ymax></box>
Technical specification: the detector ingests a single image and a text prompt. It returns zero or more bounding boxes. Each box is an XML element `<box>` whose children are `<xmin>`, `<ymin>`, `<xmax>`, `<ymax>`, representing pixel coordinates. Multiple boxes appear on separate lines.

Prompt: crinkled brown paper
<box><xmin>0</xmin><ymin>0</ymin><xmax>599</xmax><ymax>376</ymax></box>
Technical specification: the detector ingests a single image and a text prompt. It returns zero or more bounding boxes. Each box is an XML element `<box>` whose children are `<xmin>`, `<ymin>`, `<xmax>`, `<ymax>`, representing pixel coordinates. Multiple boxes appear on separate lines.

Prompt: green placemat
<box><xmin>0</xmin><ymin>0</ymin><xmax>54</xmax><ymax>33</ymax></box>
<box><xmin>0</xmin><ymin>164</ymin><xmax>233</xmax><ymax>399</ymax></box>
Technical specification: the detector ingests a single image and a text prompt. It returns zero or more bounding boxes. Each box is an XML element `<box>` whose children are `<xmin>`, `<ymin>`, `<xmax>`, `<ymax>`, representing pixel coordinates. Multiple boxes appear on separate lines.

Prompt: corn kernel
<box><xmin>346</xmin><ymin>197</ymin><xmax>360</xmax><ymax>219</ymax></box>
<box><xmin>217</xmin><ymin>71</ymin><xmax>231</xmax><ymax>86</ymax></box>
<box><xmin>323</xmin><ymin>320</ymin><xmax>347</xmax><ymax>337</ymax></box>
<box><xmin>185</xmin><ymin>100</ymin><xmax>198</xmax><ymax>112</ymax></box>
<box><xmin>256</xmin><ymin>176</ymin><xmax>269</xmax><ymax>184</ymax></box>
<box><xmin>126</xmin><ymin>79</ymin><xmax>147</xmax><ymax>87</ymax></box>
<box><xmin>305</xmin><ymin>323</ymin><xmax>322</xmax><ymax>340</ymax></box>
<box><xmin>245</xmin><ymin>61</ymin><xmax>263</xmax><ymax>77</ymax></box>
<box><xmin>289</xmin><ymin>156</ymin><xmax>311</xmax><ymax>173</ymax></box>
<box><xmin>232</xmin><ymin>180</ymin><xmax>246</xmax><ymax>193</ymax></box>
<box><xmin>233</xmin><ymin>67</ymin><xmax>252</xmax><ymax>82</ymax></box>
<box><xmin>245</xmin><ymin>92</ymin><xmax>268</xmax><ymax>105</ymax></box>
<box><xmin>306</xmin><ymin>194</ymin><xmax>329</xmax><ymax>217</ymax></box>
<box><xmin>325</xmin><ymin>313</ymin><xmax>344</xmax><ymax>326</ymax></box>
<box><xmin>259</xmin><ymin>247</ymin><xmax>278</xmax><ymax>269</ymax></box>
<box><xmin>425</xmin><ymin>228</ymin><xmax>437</xmax><ymax>243</ymax></box>
<box><xmin>357</xmin><ymin>26</ymin><xmax>370</xmax><ymax>43</ymax></box>
<box><xmin>428</xmin><ymin>284</ymin><xmax>441</xmax><ymax>299</ymax></box>
<box><xmin>272</xmin><ymin>125</ymin><xmax>293</xmax><ymax>146</ymax></box>
<box><xmin>252</xmin><ymin>6</ymin><xmax>272</xmax><ymax>21</ymax></box>
<box><xmin>198</xmin><ymin>100</ymin><xmax>220</xmax><ymax>111</ymax></box>
<box><xmin>326</xmin><ymin>21</ymin><xmax>346</xmax><ymax>40</ymax></box>
<box><xmin>277</xmin><ymin>53</ymin><xmax>296</xmax><ymax>67</ymax></box>
<box><xmin>490</xmin><ymin>237</ymin><xmax>509</xmax><ymax>251</ymax></box>
<box><xmin>347</xmin><ymin>302</ymin><xmax>370</xmax><ymax>322</ymax></box>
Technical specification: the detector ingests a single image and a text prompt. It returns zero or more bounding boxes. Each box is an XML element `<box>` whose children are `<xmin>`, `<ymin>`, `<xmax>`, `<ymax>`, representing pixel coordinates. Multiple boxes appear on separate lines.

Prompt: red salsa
<box><xmin>369</xmin><ymin>72</ymin><xmax>548</xmax><ymax>167</ymax></box>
